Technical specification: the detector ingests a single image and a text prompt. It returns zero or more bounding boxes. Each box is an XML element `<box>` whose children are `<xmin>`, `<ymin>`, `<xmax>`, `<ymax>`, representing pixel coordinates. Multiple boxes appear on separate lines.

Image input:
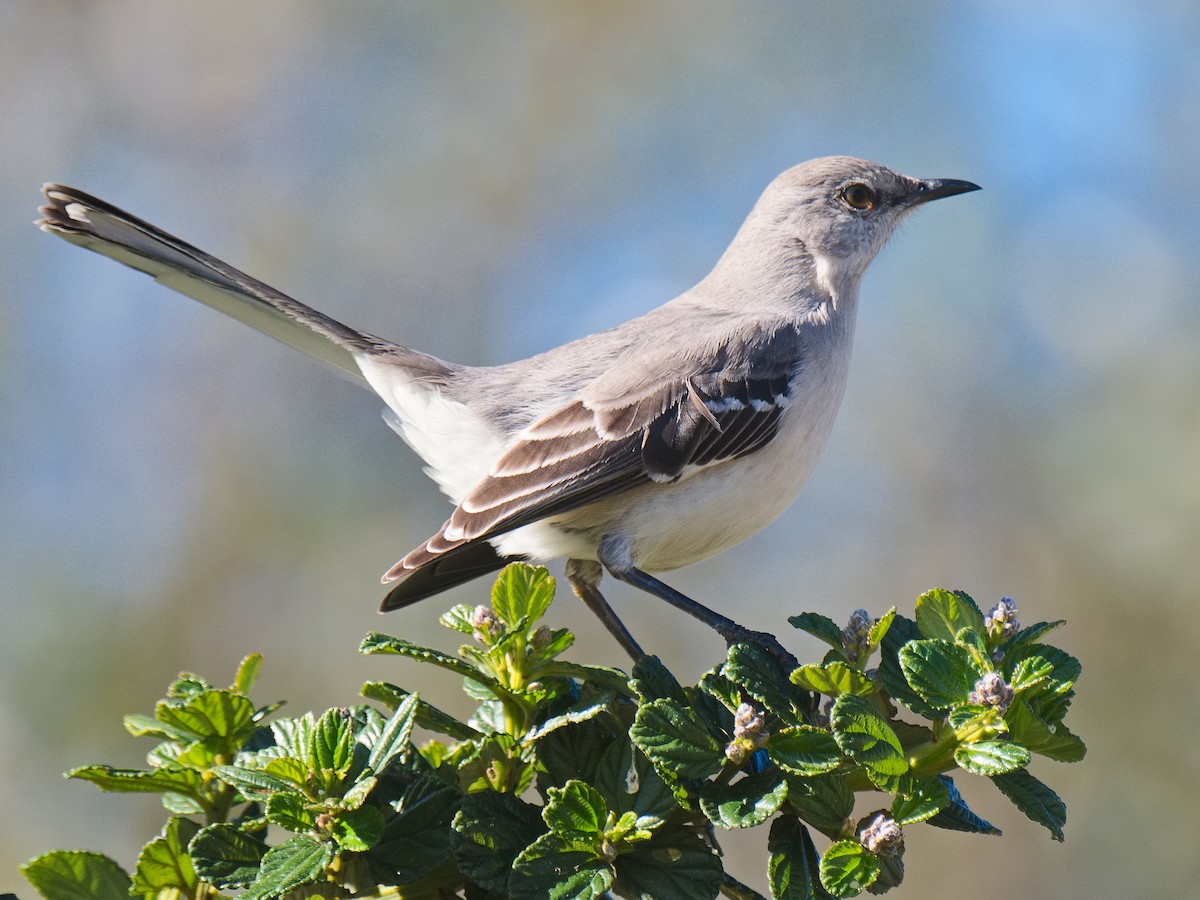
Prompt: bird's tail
<box><xmin>38</xmin><ymin>184</ymin><xmax>436</xmax><ymax>386</ymax></box>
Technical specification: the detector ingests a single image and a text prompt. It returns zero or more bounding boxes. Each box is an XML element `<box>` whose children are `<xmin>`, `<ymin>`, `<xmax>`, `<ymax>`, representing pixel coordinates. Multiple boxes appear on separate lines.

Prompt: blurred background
<box><xmin>2</xmin><ymin>1</ymin><xmax>1198</xmax><ymax>896</ymax></box>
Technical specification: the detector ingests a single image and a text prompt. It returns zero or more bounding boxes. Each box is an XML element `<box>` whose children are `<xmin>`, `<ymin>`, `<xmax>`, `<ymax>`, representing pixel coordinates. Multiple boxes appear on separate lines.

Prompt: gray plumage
<box><xmin>38</xmin><ymin>157</ymin><xmax>978</xmax><ymax>659</ymax></box>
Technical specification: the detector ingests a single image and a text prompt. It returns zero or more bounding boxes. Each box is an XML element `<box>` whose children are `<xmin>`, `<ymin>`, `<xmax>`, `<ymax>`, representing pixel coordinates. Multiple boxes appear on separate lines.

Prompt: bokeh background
<box><xmin>2</xmin><ymin>2</ymin><xmax>1198</xmax><ymax>896</ymax></box>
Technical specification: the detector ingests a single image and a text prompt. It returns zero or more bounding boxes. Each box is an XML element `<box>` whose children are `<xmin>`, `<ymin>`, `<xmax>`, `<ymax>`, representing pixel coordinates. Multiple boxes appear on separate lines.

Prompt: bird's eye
<box><xmin>840</xmin><ymin>182</ymin><xmax>877</xmax><ymax>211</ymax></box>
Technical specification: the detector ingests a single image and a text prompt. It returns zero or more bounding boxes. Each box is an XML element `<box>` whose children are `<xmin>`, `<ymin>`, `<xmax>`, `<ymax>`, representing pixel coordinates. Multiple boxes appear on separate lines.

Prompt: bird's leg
<box><xmin>566</xmin><ymin>558</ymin><xmax>645</xmax><ymax>662</ymax></box>
<box><xmin>598</xmin><ymin>539</ymin><xmax>798</xmax><ymax>670</ymax></box>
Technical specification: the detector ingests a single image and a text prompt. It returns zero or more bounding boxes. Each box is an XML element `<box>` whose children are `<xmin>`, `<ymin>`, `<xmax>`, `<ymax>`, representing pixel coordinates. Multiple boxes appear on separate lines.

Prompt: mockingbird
<box><xmin>38</xmin><ymin>157</ymin><xmax>978</xmax><ymax>662</ymax></box>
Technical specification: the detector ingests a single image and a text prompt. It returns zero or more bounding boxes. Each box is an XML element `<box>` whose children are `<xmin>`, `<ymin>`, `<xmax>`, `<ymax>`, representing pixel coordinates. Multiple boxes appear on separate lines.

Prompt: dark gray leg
<box><xmin>566</xmin><ymin>558</ymin><xmax>645</xmax><ymax>661</ymax></box>
<box><xmin>598</xmin><ymin>537</ymin><xmax>798</xmax><ymax>670</ymax></box>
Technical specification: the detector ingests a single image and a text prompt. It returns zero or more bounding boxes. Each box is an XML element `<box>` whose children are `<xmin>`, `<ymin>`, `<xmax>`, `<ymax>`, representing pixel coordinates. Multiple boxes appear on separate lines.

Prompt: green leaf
<box><xmin>898</xmin><ymin>640</ymin><xmax>982</xmax><ymax>709</ymax></box>
<box><xmin>724</xmin><ymin>642</ymin><xmax>813</xmax><ymax>726</ymax></box>
<box><xmin>630</xmin><ymin>698</ymin><xmax>726</xmax><ymax>780</ymax></box>
<box><xmin>891</xmin><ymin>776</ymin><xmax>951</xmax><ymax>825</ymax></box>
<box><xmin>999</xmin><ymin>620</ymin><xmax>1065</xmax><ymax>655</ymax></box>
<box><xmin>790</xmin><ymin>662</ymin><xmax>874</xmax><ymax>698</ymax></box>
<box><xmin>865</xmin><ymin>608</ymin><xmax>897</xmax><ymax>659</ymax></box>
<box><xmin>699</xmin><ymin>768</ymin><xmax>788</xmax><ymax>828</ymax></box>
<box><xmin>788</xmin><ymin>612</ymin><xmax>845</xmax><ymax>650</ymax></box>
<box><xmin>536</xmin><ymin>660</ymin><xmax>634</xmax><ymax>697</ymax></box>
<box><xmin>769</xmin><ymin>816</ymin><xmax>834</xmax><ymax>900</ymax></box>
<box><xmin>492</xmin><ymin>562</ymin><xmax>556</xmax><ymax>627</ymax></box>
<box><xmin>262</xmin><ymin>756</ymin><xmax>310</xmax><ymax>789</ymax></box>
<box><xmin>1003</xmin><ymin>645</ymin><xmax>1081</xmax><ymax>700</ymax></box>
<box><xmin>311</xmin><ymin>708</ymin><xmax>355</xmax><ymax>775</ymax></box>
<box><xmin>829</xmin><ymin>694</ymin><xmax>908</xmax><ymax>792</ymax></box>
<box><xmin>123</xmin><ymin>713</ymin><xmax>190</xmax><ymax>742</ymax></box>
<box><xmin>992</xmin><ymin>768</ymin><xmax>1066</xmax><ymax>841</ymax></box>
<box><xmin>233</xmin><ymin>653</ymin><xmax>263</xmax><ymax>695</ymax></box>
<box><xmin>130</xmin><ymin>815</ymin><xmax>199</xmax><ymax>895</ymax></box>
<box><xmin>189</xmin><ymin>823</ymin><xmax>269</xmax><ymax>890</ymax></box>
<box><xmin>241</xmin><ymin>835</ymin><xmax>333</xmax><ymax>900</ymax></box>
<box><xmin>360</xmin><ymin>633</ymin><xmax>512</xmax><ymax>698</ymax></box>
<box><xmin>211</xmin><ymin>764</ymin><xmax>298</xmax><ymax>796</ymax></box>
<box><xmin>371</xmin><ymin>765</ymin><xmax>461</xmax><ymax>882</ymax></box>
<box><xmin>439</xmin><ymin>603</ymin><xmax>477</xmax><ymax>634</ymax></box>
<box><xmin>1035</xmin><ymin>726</ymin><xmax>1088</xmax><ymax>763</ymax></box>
<box><xmin>785</xmin><ymin>775</ymin><xmax>855</xmax><ymax>838</ymax></box>
<box><xmin>631</xmin><ymin>655</ymin><xmax>687</xmax><ymax>704</ymax></box>
<box><xmin>266</xmin><ymin>792</ymin><xmax>317</xmax><ymax>833</ymax></box>
<box><xmin>450</xmin><ymin>791</ymin><xmax>545</xmax><ymax>893</ymax></box>
<box><xmin>155</xmin><ymin>689</ymin><xmax>256</xmax><ymax>741</ymax></box>
<box><xmin>367</xmin><ymin>691</ymin><xmax>418</xmax><ymax>776</ymax></box>
<box><xmin>361</xmin><ymin>681</ymin><xmax>479</xmax><ymax>741</ymax></box>
<box><xmin>1008</xmin><ymin>654</ymin><xmax>1055</xmax><ymax>693</ymax></box>
<box><xmin>768</xmin><ymin>725</ymin><xmax>843</xmax><ymax>777</ymax></box>
<box><xmin>333</xmin><ymin>805</ymin><xmax>385</xmax><ymax>852</ymax></box>
<box><xmin>21</xmin><ymin>850</ymin><xmax>131</xmax><ymax>900</ymax></box>
<box><xmin>615</xmin><ymin>825</ymin><xmax>723</xmax><ymax>900</ymax></box>
<box><xmin>512</xmin><ymin>833</ymin><xmax>613</xmax><ymax>900</ymax></box>
<box><xmin>955</xmin><ymin>741</ymin><xmax>1031</xmax><ymax>776</ymax></box>
<box><xmin>927</xmin><ymin>776</ymin><xmax>1001</xmax><ymax>835</ymax></box>
<box><xmin>819</xmin><ymin>840</ymin><xmax>880</xmax><ymax>898</ymax></box>
<box><xmin>544</xmin><ymin>781</ymin><xmax>609</xmax><ymax>841</ymax></box>
<box><xmin>876</xmin><ymin>616</ymin><xmax>939</xmax><ymax>719</ymax></box>
<box><xmin>67</xmin><ymin>764</ymin><xmax>204</xmax><ymax>797</ymax></box>
<box><xmin>592</xmin><ymin>734</ymin><xmax>679</xmax><ymax>823</ymax></box>
<box><xmin>914</xmin><ymin>589</ymin><xmax>986</xmax><ymax>643</ymax></box>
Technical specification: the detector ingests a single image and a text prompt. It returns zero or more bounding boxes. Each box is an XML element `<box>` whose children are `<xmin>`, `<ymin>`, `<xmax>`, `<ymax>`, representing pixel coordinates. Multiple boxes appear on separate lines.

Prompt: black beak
<box><xmin>903</xmin><ymin>178</ymin><xmax>982</xmax><ymax>208</ymax></box>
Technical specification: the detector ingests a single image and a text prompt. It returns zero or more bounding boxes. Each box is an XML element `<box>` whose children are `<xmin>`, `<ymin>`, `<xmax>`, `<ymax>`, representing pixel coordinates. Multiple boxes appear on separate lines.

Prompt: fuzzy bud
<box><xmin>471</xmin><ymin>605</ymin><xmax>500</xmax><ymax>641</ymax></box>
<box><xmin>968</xmin><ymin>671</ymin><xmax>1015</xmax><ymax>713</ymax></box>
<box><xmin>858</xmin><ymin>811</ymin><xmax>904</xmax><ymax>857</ymax></box>
<box><xmin>841</xmin><ymin>608</ymin><xmax>873</xmax><ymax>664</ymax></box>
<box><xmin>985</xmin><ymin>597</ymin><xmax>1020</xmax><ymax>640</ymax></box>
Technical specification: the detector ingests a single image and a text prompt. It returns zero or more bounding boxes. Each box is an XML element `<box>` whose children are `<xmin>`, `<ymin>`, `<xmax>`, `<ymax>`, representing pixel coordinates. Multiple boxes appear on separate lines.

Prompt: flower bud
<box><xmin>858</xmin><ymin>811</ymin><xmax>904</xmax><ymax>857</ymax></box>
<box><xmin>985</xmin><ymin>596</ymin><xmax>1020</xmax><ymax>640</ymax></box>
<box><xmin>841</xmin><ymin>608</ymin><xmax>873</xmax><ymax>663</ymax></box>
<box><xmin>968</xmin><ymin>671</ymin><xmax>1015</xmax><ymax>713</ymax></box>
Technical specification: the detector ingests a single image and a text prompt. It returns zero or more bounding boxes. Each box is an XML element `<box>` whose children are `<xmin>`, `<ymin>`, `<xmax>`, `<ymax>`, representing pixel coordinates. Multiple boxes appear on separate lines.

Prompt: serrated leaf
<box><xmin>266</xmin><ymin>792</ymin><xmax>317</xmax><ymax>833</ymax></box>
<box><xmin>829</xmin><ymin>694</ymin><xmax>908</xmax><ymax>792</ymax></box>
<box><xmin>955</xmin><ymin>741</ymin><xmax>1031</xmax><ymax>776</ymax></box>
<box><xmin>544</xmin><ymin>781</ymin><xmax>609</xmax><ymax>841</ymax></box>
<box><xmin>891</xmin><ymin>776</ymin><xmax>951</xmax><ymax>825</ymax></box>
<box><xmin>790</xmin><ymin>662</ymin><xmax>874</xmax><ymax>698</ymax></box>
<box><xmin>333</xmin><ymin>805</ymin><xmax>385</xmax><ymax>851</ymax></box>
<box><xmin>511</xmin><ymin>834</ymin><xmax>613</xmax><ymax>900</ymax></box>
<box><xmin>914</xmin><ymin>589</ymin><xmax>986</xmax><ymax>643</ymax></box>
<box><xmin>927</xmin><ymin>776</ymin><xmax>1001</xmax><ymax>835</ymax></box>
<box><xmin>212</xmin><ymin>764</ymin><xmax>298</xmax><ymax>796</ymax></box>
<box><xmin>724</xmin><ymin>642</ymin><xmax>812</xmax><ymax>726</ymax></box>
<box><xmin>769</xmin><ymin>816</ymin><xmax>834</xmax><ymax>900</ymax></box>
<box><xmin>614</xmin><ymin>825</ymin><xmax>723</xmax><ymax>900</ymax></box>
<box><xmin>241</xmin><ymin>835</ymin><xmax>333</xmax><ymax>900</ymax></box>
<box><xmin>999</xmin><ymin>620</ymin><xmax>1065</xmax><ymax>655</ymax></box>
<box><xmin>788</xmin><ymin>612</ymin><xmax>845</xmax><ymax>650</ymax></box>
<box><xmin>699</xmin><ymin>768</ymin><xmax>788</xmax><ymax>828</ymax></box>
<box><xmin>451</xmin><ymin>791</ymin><xmax>545</xmax><ymax>893</ymax></box>
<box><xmin>21</xmin><ymin>850</ymin><xmax>131</xmax><ymax>900</ymax></box>
<box><xmin>262</xmin><ymin>756</ymin><xmax>309</xmax><ymax>789</ymax></box>
<box><xmin>819</xmin><ymin>840</ymin><xmax>880</xmax><ymax>898</ymax></box>
<box><xmin>898</xmin><ymin>640</ymin><xmax>982</xmax><ymax>709</ymax></box>
<box><xmin>785</xmin><ymin>774</ymin><xmax>855</xmax><ymax>838</ymax></box>
<box><xmin>156</xmin><ymin>689</ymin><xmax>256</xmax><ymax>742</ymax></box>
<box><xmin>630</xmin><ymin>699</ymin><xmax>726</xmax><ymax>780</ymax></box>
<box><xmin>233</xmin><ymin>653</ymin><xmax>263</xmax><ymax>695</ymax></box>
<box><xmin>592</xmin><ymin>734</ymin><xmax>679</xmax><ymax>823</ymax></box>
<box><xmin>768</xmin><ymin>725</ymin><xmax>843</xmax><ymax>777</ymax></box>
<box><xmin>876</xmin><ymin>615</ymin><xmax>940</xmax><ymax>719</ymax></box>
<box><xmin>439</xmin><ymin>603</ymin><xmax>477</xmax><ymax>634</ymax></box>
<box><xmin>67</xmin><ymin>764</ymin><xmax>205</xmax><ymax>797</ymax></box>
<box><xmin>1003</xmin><ymin>645</ymin><xmax>1081</xmax><ymax>699</ymax></box>
<box><xmin>131</xmin><ymin>815</ymin><xmax>199</xmax><ymax>895</ymax></box>
<box><xmin>523</xmin><ymin>695</ymin><xmax>613</xmax><ymax>745</ymax></box>
<box><xmin>492</xmin><ymin>562</ymin><xmax>556</xmax><ymax>628</ymax></box>
<box><xmin>631</xmin><ymin>655</ymin><xmax>687</xmax><ymax>704</ymax></box>
<box><xmin>311</xmin><ymin>708</ymin><xmax>355</xmax><ymax>775</ymax></box>
<box><xmin>865</xmin><ymin>608</ymin><xmax>896</xmax><ymax>658</ymax></box>
<box><xmin>537</xmin><ymin>660</ymin><xmax>633</xmax><ymax>697</ymax></box>
<box><xmin>360</xmin><ymin>633</ymin><xmax>512</xmax><ymax>698</ymax></box>
<box><xmin>371</xmin><ymin>766</ymin><xmax>461</xmax><ymax>882</ymax></box>
<box><xmin>270</xmin><ymin>714</ymin><xmax>315</xmax><ymax>759</ymax></box>
<box><xmin>992</xmin><ymin>768</ymin><xmax>1066</xmax><ymax>841</ymax></box>
<box><xmin>1008</xmin><ymin>654</ymin><xmax>1054</xmax><ymax>693</ymax></box>
<box><xmin>1034</xmin><ymin>726</ymin><xmax>1088</xmax><ymax>763</ymax></box>
<box><xmin>189</xmin><ymin>823</ymin><xmax>269</xmax><ymax>889</ymax></box>
<box><xmin>123</xmin><ymin>713</ymin><xmax>190</xmax><ymax>742</ymax></box>
<box><xmin>367</xmin><ymin>692</ymin><xmax>418</xmax><ymax>776</ymax></box>
<box><xmin>361</xmin><ymin>681</ymin><xmax>479</xmax><ymax>741</ymax></box>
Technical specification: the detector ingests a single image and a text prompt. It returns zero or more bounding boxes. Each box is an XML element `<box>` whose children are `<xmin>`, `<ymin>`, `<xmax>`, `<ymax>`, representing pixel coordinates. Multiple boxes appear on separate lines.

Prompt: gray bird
<box><xmin>38</xmin><ymin>157</ymin><xmax>979</xmax><ymax>662</ymax></box>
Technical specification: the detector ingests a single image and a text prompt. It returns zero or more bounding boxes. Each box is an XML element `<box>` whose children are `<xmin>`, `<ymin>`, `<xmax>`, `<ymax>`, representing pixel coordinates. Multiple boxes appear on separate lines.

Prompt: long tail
<box><xmin>38</xmin><ymin>184</ymin><xmax>430</xmax><ymax>386</ymax></box>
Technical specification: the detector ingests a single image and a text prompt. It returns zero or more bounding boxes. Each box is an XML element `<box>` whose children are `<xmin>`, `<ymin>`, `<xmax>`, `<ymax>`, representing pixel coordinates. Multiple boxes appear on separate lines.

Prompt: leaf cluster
<box><xmin>19</xmin><ymin>569</ymin><xmax>1083</xmax><ymax>899</ymax></box>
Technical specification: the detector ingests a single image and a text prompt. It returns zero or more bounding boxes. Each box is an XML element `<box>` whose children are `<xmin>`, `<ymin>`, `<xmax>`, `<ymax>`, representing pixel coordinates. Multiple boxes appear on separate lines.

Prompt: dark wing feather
<box><xmin>380</xmin><ymin>338</ymin><xmax>801</xmax><ymax>602</ymax></box>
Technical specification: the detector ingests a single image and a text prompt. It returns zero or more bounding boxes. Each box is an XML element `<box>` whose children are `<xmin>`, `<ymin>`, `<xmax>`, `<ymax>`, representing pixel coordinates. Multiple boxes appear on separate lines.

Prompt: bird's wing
<box><xmin>381</xmin><ymin>330</ymin><xmax>801</xmax><ymax>605</ymax></box>
<box><xmin>38</xmin><ymin>184</ymin><xmax>450</xmax><ymax>385</ymax></box>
